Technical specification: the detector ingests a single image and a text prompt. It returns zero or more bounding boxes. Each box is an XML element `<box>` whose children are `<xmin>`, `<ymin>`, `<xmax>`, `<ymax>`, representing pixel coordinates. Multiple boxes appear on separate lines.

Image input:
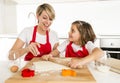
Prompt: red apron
<box><xmin>24</xmin><ymin>25</ymin><xmax>51</xmax><ymax>61</ymax></box>
<box><xmin>65</xmin><ymin>42</ymin><xmax>89</xmax><ymax>57</ymax></box>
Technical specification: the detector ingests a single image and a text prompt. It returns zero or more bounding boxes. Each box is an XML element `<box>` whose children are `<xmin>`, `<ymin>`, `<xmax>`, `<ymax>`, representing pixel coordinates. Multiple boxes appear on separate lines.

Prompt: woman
<box><xmin>8</xmin><ymin>3</ymin><xmax>59</xmax><ymax>61</ymax></box>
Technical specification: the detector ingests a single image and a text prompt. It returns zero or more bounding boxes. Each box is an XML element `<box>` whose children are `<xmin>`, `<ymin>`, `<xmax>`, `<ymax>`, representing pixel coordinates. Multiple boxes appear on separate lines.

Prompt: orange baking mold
<box><xmin>61</xmin><ymin>69</ymin><xmax>77</xmax><ymax>76</ymax></box>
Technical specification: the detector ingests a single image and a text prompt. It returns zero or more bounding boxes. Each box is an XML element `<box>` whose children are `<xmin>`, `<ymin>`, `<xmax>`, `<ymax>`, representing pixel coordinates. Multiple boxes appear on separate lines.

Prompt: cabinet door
<box><xmin>100</xmin><ymin>38</ymin><xmax>120</xmax><ymax>48</ymax></box>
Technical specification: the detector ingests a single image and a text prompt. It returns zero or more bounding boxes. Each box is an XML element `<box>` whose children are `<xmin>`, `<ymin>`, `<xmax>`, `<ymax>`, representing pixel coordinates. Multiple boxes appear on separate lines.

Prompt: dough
<box><xmin>33</xmin><ymin>61</ymin><xmax>70</xmax><ymax>72</ymax></box>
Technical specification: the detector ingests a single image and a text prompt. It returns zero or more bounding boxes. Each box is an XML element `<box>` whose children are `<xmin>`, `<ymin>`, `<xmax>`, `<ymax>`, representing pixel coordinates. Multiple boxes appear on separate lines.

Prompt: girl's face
<box><xmin>37</xmin><ymin>11</ymin><xmax>53</xmax><ymax>31</ymax></box>
<box><xmin>69</xmin><ymin>24</ymin><xmax>81</xmax><ymax>45</ymax></box>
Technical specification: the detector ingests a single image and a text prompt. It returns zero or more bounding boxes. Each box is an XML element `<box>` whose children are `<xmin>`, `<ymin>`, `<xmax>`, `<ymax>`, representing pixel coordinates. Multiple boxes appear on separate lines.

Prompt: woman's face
<box><xmin>37</xmin><ymin>11</ymin><xmax>53</xmax><ymax>31</ymax></box>
<box><xmin>69</xmin><ymin>25</ymin><xmax>81</xmax><ymax>44</ymax></box>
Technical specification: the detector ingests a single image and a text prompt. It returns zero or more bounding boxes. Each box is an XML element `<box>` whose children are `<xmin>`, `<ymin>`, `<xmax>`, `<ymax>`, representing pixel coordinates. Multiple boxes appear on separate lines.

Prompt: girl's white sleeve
<box><xmin>85</xmin><ymin>41</ymin><xmax>96</xmax><ymax>54</ymax></box>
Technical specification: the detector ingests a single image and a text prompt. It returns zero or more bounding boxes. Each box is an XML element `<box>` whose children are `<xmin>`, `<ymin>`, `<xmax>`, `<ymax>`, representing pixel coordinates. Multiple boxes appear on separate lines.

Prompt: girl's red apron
<box><xmin>65</xmin><ymin>42</ymin><xmax>89</xmax><ymax>57</ymax></box>
<box><xmin>24</xmin><ymin>25</ymin><xmax>51</xmax><ymax>61</ymax></box>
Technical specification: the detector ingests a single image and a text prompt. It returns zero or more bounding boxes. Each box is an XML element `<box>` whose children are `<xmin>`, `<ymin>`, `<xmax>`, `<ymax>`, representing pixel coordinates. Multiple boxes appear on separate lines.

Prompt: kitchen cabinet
<box><xmin>0</xmin><ymin>0</ymin><xmax>5</xmax><ymax>33</ymax></box>
<box><xmin>98</xmin><ymin>35</ymin><xmax>120</xmax><ymax>59</ymax></box>
<box><xmin>0</xmin><ymin>0</ymin><xmax>17</xmax><ymax>34</ymax></box>
<box><xmin>100</xmin><ymin>38</ymin><xmax>120</xmax><ymax>48</ymax></box>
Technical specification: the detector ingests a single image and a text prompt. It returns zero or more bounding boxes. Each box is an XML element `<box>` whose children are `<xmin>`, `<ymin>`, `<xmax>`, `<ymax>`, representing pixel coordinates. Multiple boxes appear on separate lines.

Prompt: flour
<box><xmin>33</xmin><ymin>61</ymin><xmax>70</xmax><ymax>72</ymax></box>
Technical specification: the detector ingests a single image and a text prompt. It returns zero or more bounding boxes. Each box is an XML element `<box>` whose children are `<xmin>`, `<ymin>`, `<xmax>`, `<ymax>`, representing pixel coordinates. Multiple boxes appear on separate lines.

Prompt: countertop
<box><xmin>0</xmin><ymin>60</ymin><xmax>120</xmax><ymax>83</ymax></box>
<box><xmin>0</xmin><ymin>34</ymin><xmax>18</xmax><ymax>38</ymax></box>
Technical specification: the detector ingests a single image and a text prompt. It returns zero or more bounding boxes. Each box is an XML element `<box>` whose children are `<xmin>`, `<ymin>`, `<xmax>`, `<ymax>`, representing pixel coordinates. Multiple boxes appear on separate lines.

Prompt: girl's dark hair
<box><xmin>72</xmin><ymin>20</ymin><xmax>96</xmax><ymax>46</ymax></box>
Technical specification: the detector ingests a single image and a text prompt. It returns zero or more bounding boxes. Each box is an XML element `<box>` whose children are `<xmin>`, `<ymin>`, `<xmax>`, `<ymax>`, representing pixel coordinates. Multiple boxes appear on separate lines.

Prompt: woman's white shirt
<box><xmin>18</xmin><ymin>26</ymin><xmax>59</xmax><ymax>50</ymax></box>
<box><xmin>57</xmin><ymin>40</ymin><xmax>96</xmax><ymax>56</ymax></box>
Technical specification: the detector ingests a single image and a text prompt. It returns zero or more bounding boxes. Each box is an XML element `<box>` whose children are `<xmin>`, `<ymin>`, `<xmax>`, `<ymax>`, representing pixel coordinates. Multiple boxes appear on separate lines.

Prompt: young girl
<box><xmin>42</xmin><ymin>20</ymin><xmax>104</xmax><ymax>68</ymax></box>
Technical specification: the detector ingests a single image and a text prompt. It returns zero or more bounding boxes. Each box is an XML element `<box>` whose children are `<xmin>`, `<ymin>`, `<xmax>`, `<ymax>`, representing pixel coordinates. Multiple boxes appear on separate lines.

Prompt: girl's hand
<box><xmin>41</xmin><ymin>54</ymin><xmax>53</xmax><ymax>61</ymax></box>
<box><xmin>26</xmin><ymin>42</ymin><xmax>40</xmax><ymax>56</ymax></box>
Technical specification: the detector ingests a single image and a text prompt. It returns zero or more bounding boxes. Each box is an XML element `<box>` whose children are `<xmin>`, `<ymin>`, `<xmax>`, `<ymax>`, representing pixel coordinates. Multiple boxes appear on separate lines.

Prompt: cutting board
<box><xmin>5</xmin><ymin>58</ymin><xmax>96</xmax><ymax>83</ymax></box>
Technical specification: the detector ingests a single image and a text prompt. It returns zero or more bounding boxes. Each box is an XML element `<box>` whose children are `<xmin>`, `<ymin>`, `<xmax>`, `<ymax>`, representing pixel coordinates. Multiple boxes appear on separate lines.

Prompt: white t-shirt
<box><xmin>18</xmin><ymin>26</ymin><xmax>59</xmax><ymax>50</ymax></box>
<box><xmin>57</xmin><ymin>39</ymin><xmax>96</xmax><ymax>57</ymax></box>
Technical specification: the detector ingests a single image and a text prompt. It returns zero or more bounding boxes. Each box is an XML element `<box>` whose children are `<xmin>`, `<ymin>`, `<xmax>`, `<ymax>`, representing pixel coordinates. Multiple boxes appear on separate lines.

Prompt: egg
<box><xmin>10</xmin><ymin>65</ymin><xmax>19</xmax><ymax>73</ymax></box>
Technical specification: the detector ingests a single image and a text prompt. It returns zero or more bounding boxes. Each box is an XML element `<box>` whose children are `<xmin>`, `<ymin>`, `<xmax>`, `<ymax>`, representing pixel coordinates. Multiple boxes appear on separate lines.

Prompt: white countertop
<box><xmin>88</xmin><ymin>63</ymin><xmax>120</xmax><ymax>83</ymax></box>
<box><xmin>0</xmin><ymin>34</ymin><xmax>18</xmax><ymax>38</ymax></box>
<box><xmin>0</xmin><ymin>60</ymin><xmax>28</xmax><ymax>83</ymax></box>
<box><xmin>0</xmin><ymin>60</ymin><xmax>120</xmax><ymax>83</ymax></box>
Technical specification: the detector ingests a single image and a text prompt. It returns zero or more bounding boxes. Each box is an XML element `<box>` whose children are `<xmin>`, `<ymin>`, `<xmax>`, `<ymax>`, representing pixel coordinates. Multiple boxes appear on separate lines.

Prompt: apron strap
<box><xmin>31</xmin><ymin>25</ymin><xmax>37</xmax><ymax>42</ymax></box>
<box><xmin>46</xmin><ymin>30</ymin><xmax>49</xmax><ymax>43</ymax></box>
<box><xmin>31</xmin><ymin>25</ymin><xmax>49</xmax><ymax>43</ymax></box>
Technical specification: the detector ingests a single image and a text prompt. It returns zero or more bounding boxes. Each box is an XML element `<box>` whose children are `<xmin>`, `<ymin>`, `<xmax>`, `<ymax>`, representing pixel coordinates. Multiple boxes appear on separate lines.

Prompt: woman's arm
<box><xmin>42</xmin><ymin>39</ymin><xmax>70</xmax><ymax>60</ymax></box>
<box><xmin>53</xmin><ymin>42</ymin><xmax>59</xmax><ymax>50</ymax></box>
<box><xmin>9</xmin><ymin>38</ymin><xmax>40</xmax><ymax>60</ymax></box>
<box><xmin>41</xmin><ymin>43</ymin><xmax>60</xmax><ymax>61</ymax></box>
<box><xmin>41</xmin><ymin>49</ymin><xmax>60</xmax><ymax>60</ymax></box>
<box><xmin>8</xmin><ymin>38</ymin><xmax>26</xmax><ymax>60</ymax></box>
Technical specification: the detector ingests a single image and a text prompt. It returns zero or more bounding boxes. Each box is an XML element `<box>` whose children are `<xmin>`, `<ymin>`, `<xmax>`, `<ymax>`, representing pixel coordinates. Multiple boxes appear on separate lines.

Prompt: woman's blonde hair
<box><xmin>36</xmin><ymin>3</ymin><xmax>55</xmax><ymax>21</ymax></box>
<box><xmin>72</xmin><ymin>20</ymin><xmax>96</xmax><ymax>46</ymax></box>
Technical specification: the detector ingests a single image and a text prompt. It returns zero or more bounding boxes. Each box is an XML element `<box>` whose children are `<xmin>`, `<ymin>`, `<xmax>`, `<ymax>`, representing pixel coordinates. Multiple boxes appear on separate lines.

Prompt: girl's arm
<box><xmin>69</xmin><ymin>47</ymin><xmax>104</xmax><ymax>68</ymax></box>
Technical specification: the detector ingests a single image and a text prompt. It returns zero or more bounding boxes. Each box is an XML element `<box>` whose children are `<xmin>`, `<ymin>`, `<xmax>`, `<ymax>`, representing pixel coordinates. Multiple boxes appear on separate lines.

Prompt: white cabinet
<box><xmin>100</xmin><ymin>38</ymin><xmax>120</xmax><ymax>48</ymax></box>
<box><xmin>98</xmin><ymin>35</ymin><xmax>120</xmax><ymax>48</ymax></box>
<box><xmin>99</xmin><ymin>35</ymin><xmax>120</xmax><ymax>59</ymax></box>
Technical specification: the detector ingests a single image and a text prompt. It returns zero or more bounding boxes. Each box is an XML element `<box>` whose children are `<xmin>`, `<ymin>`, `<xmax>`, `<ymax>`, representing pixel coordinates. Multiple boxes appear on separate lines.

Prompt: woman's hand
<box><xmin>26</xmin><ymin>42</ymin><xmax>40</xmax><ymax>56</ymax></box>
<box><xmin>68</xmin><ymin>58</ymin><xmax>85</xmax><ymax>69</ymax></box>
<box><xmin>8</xmin><ymin>50</ymin><xmax>19</xmax><ymax>60</ymax></box>
<box><xmin>41</xmin><ymin>54</ymin><xmax>53</xmax><ymax>61</ymax></box>
<box><xmin>8</xmin><ymin>50</ymin><xmax>15</xmax><ymax>60</ymax></box>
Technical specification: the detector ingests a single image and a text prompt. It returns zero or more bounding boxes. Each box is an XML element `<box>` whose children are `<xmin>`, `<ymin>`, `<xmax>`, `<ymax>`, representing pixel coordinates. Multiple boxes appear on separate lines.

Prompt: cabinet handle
<box><xmin>110</xmin><ymin>43</ymin><xmax>114</xmax><ymax>46</ymax></box>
